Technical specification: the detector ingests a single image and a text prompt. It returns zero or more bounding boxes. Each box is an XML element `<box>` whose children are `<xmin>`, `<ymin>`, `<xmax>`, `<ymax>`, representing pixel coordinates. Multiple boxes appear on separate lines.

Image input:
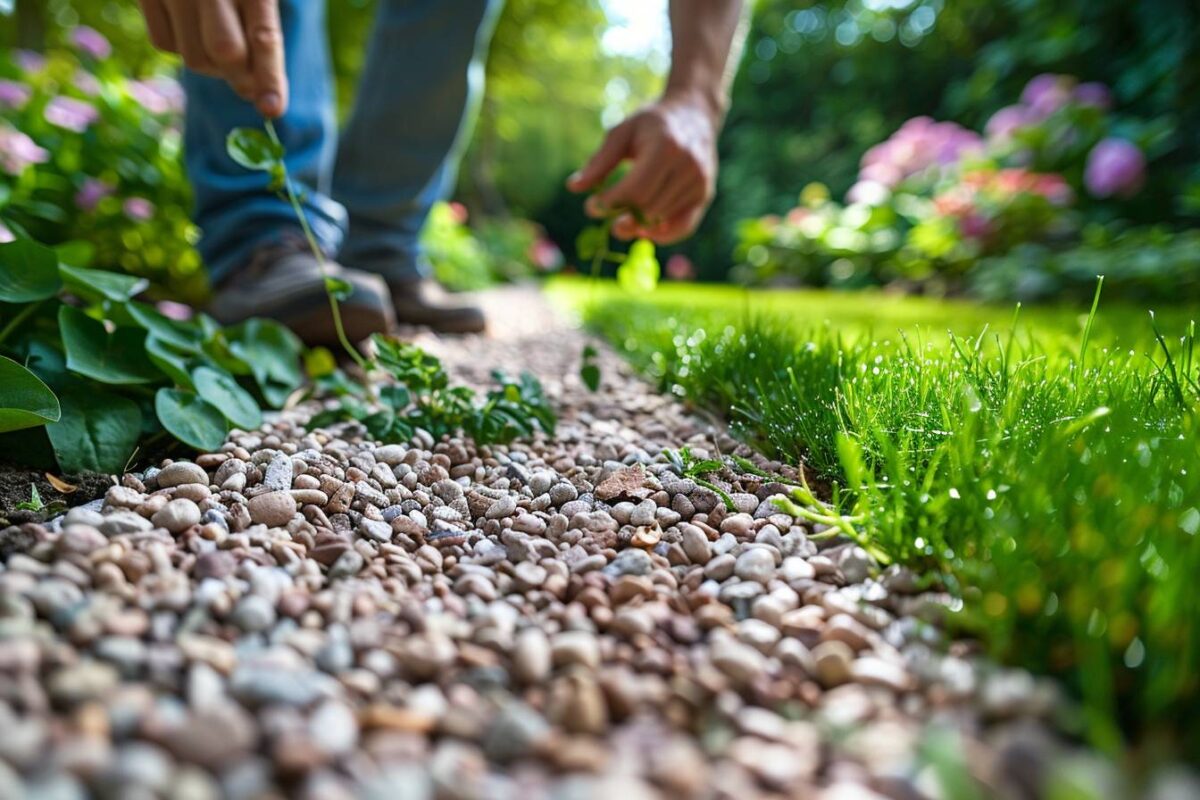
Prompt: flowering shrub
<box><xmin>737</xmin><ymin>74</ymin><xmax>1158</xmax><ymax>295</ymax></box>
<box><xmin>421</xmin><ymin>201</ymin><xmax>562</xmax><ymax>291</ymax></box>
<box><xmin>0</xmin><ymin>30</ymin><xmax>204</xmax><ymax>302</ymax></box>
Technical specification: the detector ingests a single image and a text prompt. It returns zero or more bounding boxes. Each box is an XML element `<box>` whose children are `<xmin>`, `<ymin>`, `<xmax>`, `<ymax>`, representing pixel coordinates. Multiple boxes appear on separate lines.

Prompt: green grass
<box><xmin>550</xmin><ymin>277</ymin><xmax>1200</xmax><ymax>767</ymax></box>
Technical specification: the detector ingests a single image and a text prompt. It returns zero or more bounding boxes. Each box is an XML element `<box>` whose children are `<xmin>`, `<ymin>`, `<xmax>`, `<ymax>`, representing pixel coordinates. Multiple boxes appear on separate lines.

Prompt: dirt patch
<box><xmin>0</xmin><ymin>466</ymin><xmax>114</xmax><ymax>526</ymax></box>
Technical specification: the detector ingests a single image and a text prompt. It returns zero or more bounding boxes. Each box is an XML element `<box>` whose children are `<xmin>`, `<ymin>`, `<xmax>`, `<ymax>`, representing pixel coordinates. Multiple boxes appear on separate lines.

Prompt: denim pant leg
<box><xmin>332</xmin><ymin>0</ymin><xmax>504</xmax><ymax>283</ymax></box>
<box><xmin>183</xmin><ymin>0</ymin><xmax>346</xmax><ymax>283</ymax></box>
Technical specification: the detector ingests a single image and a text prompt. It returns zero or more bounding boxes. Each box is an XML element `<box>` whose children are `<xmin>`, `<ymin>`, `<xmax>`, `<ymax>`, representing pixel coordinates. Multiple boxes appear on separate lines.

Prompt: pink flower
<box><xmin>1084</xmin><ymin>138</ymin><xmax>1145</xmax><ymax>198</ymax></box>
<box><xmin>528</xmin><ymin>237</ymin><xmax>563</xmax><ymax>271</ymax></box>
<box><xmin>1022</xmin><ymin>74</ymin><xmax>1074</xmax><ymax>118</ymax></box>
<box><xmin>14</xmin><ymin>50</ymin><xmax>47</xmax><ymax>73</ymax></box>
<box><xmin>985</xmin><ymin>105</ymin><xmax>1034</xmax><ymax>141</ymax></box>
<box><xmin>859</xmin><ymin>117</ymin><xmax>980</xmax><ymax>187</ymax></box>
<box><xmin>1073</xmin><ymin>82</ymin><xmax>1112</xmax><ymax>110</ymax></box>
<box><xmin>75</xmin><ymin>69</ymin><xmax>102</xmax><ymax>97</ymax></box>
<box><xmin>447</xmin><ymin>201</ymin><xmax>469</xmax><ymax>225</ymax></box>
<box><xmin>1030</xmin><ymin>173</ymin><xmax>1074</xmax><ymax>206</ymax></box>
<box><xmin>959</xmin><ymin>212</ymin><xmax>994</xmax><ymax>241</ymax></box>
<box><xmin>123</xmin><ymin>197</ymin><xmax>155</xmax><ymax>222</ymax></box>
<box><xmin>70</xmin><ymin>26</ymin><xmax>112</xmax><ymax>60</ymax></box>
<box><xmin>665</xmin><ymin>254</ymin><xmax>696</xmax><ymax>281</ymax></box>
<box><xmin>0</xmin><ymin>221</ymin><xmax>14</xmax><ymax>244</ymax></box>
<box><xmin>0</xmin><ymin>80</ymin><xmax>32</xmax><ymax>110</ymax></box>
<box><xmin>0</xmin><ymin>125</ymin><xmax>50</xmax><ymax>175</ymax></box>
<box><xmin>156</xmin><ymin>301</ymin><xmax>193</xmax><ymax>321</ymax></box>
<box><xmin>44</xmin><ymin>96</ymin><xmax>99</xmax><ymax>132</ymax></box>
<box><xmin>75</xmin><ymin>178</ymin><xmax>115</xmax><ymax>211</ymax></box>
<box><xmin>129</xmin><ymin>78</ymin><xmax>186</xmax><ymax>115</ymax></box>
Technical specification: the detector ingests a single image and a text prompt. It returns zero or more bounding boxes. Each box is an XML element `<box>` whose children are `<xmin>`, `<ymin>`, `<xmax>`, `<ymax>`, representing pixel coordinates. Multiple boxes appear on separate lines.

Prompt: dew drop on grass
<box><xmin>1123</xmin><ymin>637</ymin><xmax>1146</xmax><ymax>669</ymax></box>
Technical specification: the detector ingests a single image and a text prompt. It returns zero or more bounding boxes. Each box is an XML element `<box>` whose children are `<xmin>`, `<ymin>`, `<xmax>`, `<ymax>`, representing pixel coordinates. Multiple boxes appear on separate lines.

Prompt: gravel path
<box><xmin>0</xmin><ymin>288</ymin><xmax>1071</xmax><ymax>799</ymax></box>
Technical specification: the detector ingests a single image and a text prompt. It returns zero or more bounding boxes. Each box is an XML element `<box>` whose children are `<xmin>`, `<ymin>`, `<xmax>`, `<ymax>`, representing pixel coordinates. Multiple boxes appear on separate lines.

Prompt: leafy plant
<box><xmin>663</xmin><ymin>445</ymin><xmax>735</xmax><ymax>512</ymax></box>
<box><xmin>0</xmin><ymin>228</ymin><xmax>304</xmax><ymax>473</ymax></box>
<box><xmin>580</xmin><ymin>344</ymin><xmax>601</xmax><ymax>391</ymax></box>
<box><xmin>307</xmin><ymin>335</ymin><xmax>555</xmax><ymax>446</ymax></box>
<box><xmin>13</xmin><ymin>484</ymin><xmax>42</xmax><ymax>512</ymax></box>
<box><xmin>226</xmin><ymin>123</ymin><xmax>557</xmax><ymax>448</ymax></box>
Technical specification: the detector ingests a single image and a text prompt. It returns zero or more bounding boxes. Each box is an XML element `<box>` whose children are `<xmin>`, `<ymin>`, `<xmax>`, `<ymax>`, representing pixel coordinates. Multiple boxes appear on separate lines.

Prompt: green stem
<box><xmin>265</xmin><ymin>121</ymin><xmax>370</xmax><ymax>373</ymax></box>
<box><xmin>0</xmin><ymin>298</ymin><xmax>46</xmax><ymax>346</ymax></box>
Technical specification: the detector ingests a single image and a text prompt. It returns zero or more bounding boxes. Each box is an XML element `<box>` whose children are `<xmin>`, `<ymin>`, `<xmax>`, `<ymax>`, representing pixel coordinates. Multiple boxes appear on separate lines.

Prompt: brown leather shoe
<box><xmin>208</xmin><ymin>241</ymin><xmax>396</xmax><ymax>349</ymax></box>
<box><xmin>389</xmin><ymin>278</ymin><xmax>486</xmax><ymax>334</ymax></box>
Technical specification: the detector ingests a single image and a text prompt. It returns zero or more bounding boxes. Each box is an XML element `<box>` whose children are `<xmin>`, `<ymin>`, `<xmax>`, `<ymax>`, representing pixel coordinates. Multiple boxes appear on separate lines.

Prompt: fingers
<box><xmin>139</xmin><ymin>0</ymin><xmax>176</xmax><ymax>52</ymax></box>
<box><xmin>201</xmin><ymin>0</ymin><xmax>249</xmax><ymax>72</ymax></box>
<box><xmin>593</xmin><ymin>149</ymin><xmax>672</xmax><ymax>216</ymax></box>
<box><xmin>645</xmin><ymin>208</ymin><xmax>705</xmax><ymax>246</ymax></box>
<box><xmin>568</xmin><ymin>121</ymin><xmax>634</xmax><ymax>193</ymax></box>
<box><xmin>166</xmin><ymin>0</ymin><xmax>214</xmax><ymax>74</ymax></box>
<box><xmin>242</xmin><ymin>0</ymin><xmax>289</xmax><ymax>117</ymax></box>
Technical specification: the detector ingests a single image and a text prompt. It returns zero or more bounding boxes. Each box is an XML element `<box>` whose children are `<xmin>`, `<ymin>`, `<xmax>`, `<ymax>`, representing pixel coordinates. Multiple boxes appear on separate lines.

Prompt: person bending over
<box><xmin>136</xmin><ymin>0</ymin><xmax>745</xmax><ymax>343</ymax></box>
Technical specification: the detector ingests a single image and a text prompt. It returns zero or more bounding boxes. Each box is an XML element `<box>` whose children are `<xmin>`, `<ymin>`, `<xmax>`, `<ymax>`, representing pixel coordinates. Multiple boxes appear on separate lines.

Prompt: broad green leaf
<box><xmin>192</xmin><ymin>365</ymin><xmax>263</xmax><ymax>430</ymax></box>
<box><xmin>575</xmin><ymin>225</ymin><xmax>608</xmax><ymax>262</ymax></box>
<box><xmin>226</xmin><ymin>318</ymin><xmax>304</xmax><ymax>407</ymax></box>
<box><xmin>58</xmin><ymin>263</ymin><xmax>148</xmax><ymax>303</ymax></box>
<box><xmin>55</xmin><ymin>240</ymin><xmax>94</xmax><ymax>268</ymax></box>
<box><xmin>59</xmin><ymin>305</ymin><xmax>163</xmax><ymax>385</ymax></box>
<box><xmin>126</xmin><ymin>301</ymin><xmax>203</xmax><ymax>351</ymax></box>
<box><xmin>226</xmin><ymin>127</ymin><xmax>283</xmax><ymax>171</ymax></box>
<box><xmin>617</xmin><ymin>239</ymin><xmax>660</xmax><ymax>293</ymax></box>
<box><xmin>155</xmin><ymin>388</ymin><xmax>228</xmax><ymax>451</ymax></box>
<box><xmin>145</xmin><ymin>335</ymin><xmax>194</xmax><ymax>388</ymax></box>
<box><xmin>47</xmin><ymin>384</ymin><xmax>142</xmax><ymax>474</ymax></box>
<box><xmin>0</xmin><ymin>355</ymin><xmax>61</xmax><ymax>433</ymax></box>
<box><xmin>0</xmin><ymin>237</ymin><xmax>61</xmax><ymax>302</ymax></box>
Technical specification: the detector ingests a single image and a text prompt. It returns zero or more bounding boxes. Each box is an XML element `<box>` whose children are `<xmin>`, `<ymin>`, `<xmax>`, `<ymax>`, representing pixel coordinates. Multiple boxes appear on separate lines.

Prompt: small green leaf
<box><xmin>580</xmin><ymin>363</ymin><xmax>601</xmax><ymax>392</ymax></box>
<box><xmin>324</xmin><ymin>276</ymin><xmax>353</xmax><ymax>301</ymax></box>
<box><xmin>155</xmin><ymin>388</ymin><xmax>229</xmax><ymax>451</ymax></box>
<box><xmin>225</xmin><ymin>319</ymin><xmax>304</xmax><ymax>407</ymax></box>
<box><xmin>47</xmin><ymin>384</ymin><xmax>142</xmax><ymax>474</ymax></box>
<box><xmin>126</xmin><ymin>301</ymin><xmax>203</xmax><ymax>351</ymax></box>
<box><xmin>0</xmin><ymin>355</ymin><xmax>61</xmax><ymax>433</ymax></box>
<box><xmin>58</xmin><ymin>263</ymin><xmax>148</xmax><ymax>303</ymax></box>
<box><xmin>575</xmin><ymin>225</ymin><xmax>608</xmax><ymax>261</ymax></box>
<box><xmin>55</xmin><ymin>240</ymin><xmax>94</xmax><ymax>268</ymax></box>
<box><xmin>0</xmin><ymin>237</ymin><xmax>61</xmax><ymax>302</ymax></box>
<box><xmin>226</xmin><ymin>127</ymin><xmax>283</xmax><ymax>172</ymax></box>
<box><xmin>192</xmin><ymin>365</ymin><xmax>263</xmax><ymax>430</ymax></box>
<box><xmin>144</xmin><ymin>335</ymin><xmax>195</xmax><ymax>388</ymax></box>
<box><xmin>617</xmin><ymin>239</ymin><xmax>660</xmax><ymax>293</ymax></box>
<box><xmin>14</xmin><ymin>484</ymin><xmax>43</xmax><ymax>512</ymax></box>
<box><xmin>59</xmin><ymin>306</ymin><xmax>163</xmax><ymax>385</ymax></box>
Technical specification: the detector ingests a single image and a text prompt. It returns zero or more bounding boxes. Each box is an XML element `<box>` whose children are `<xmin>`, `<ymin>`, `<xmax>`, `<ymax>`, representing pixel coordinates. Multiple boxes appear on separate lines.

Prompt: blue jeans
<box><xmin>183</xmin><ymin>0</ymin><xmax>502</xmax><ymax>284</ymax></box>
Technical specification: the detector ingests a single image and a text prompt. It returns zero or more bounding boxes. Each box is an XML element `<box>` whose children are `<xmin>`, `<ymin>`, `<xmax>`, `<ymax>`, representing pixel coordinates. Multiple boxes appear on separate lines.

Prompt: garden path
<box><xmin>0</xmin><ymin>288</ymin><xmax>1073</xmax><ymax>798</ymax></box>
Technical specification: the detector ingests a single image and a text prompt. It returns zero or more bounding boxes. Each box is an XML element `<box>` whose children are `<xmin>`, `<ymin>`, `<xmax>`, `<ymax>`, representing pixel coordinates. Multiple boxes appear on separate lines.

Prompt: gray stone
<box><xmin>157</xmin><ymin>461</ymin><xmax>209</xmax><ymax>488</ymax></box>
<box><xmin>246</xmin><ymin>491</ymin><xmax>296</xmax><ymax>527</ymax></box>
<box><xmin>151</xmin><ymin>498</ymin><xmax>201</xmax><ymax>534</ymax></box>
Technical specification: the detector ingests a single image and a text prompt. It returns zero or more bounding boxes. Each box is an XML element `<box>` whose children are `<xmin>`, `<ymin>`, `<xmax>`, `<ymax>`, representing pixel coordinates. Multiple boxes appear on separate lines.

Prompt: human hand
<box><xmin>568</xmin><ymin>91</ymin><xmax>720</xmax><ymax>244</ymax></box>
<box><xmin>137</xmin><ymin>0</ymin><xmax>287</xmax><ymax>118</ymax></box>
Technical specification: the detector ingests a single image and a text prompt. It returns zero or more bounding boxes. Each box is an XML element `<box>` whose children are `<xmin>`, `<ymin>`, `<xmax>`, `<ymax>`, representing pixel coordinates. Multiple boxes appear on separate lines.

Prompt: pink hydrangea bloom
<box><xmin>846</xmin><ymin>180</ymin><xmax>889</xmax><ymax>206</ymax></box>
<box><xmin>859</xmin><ymin>117</ymin><xmax>981</xmax><ymax>188</ymax></box>
<box><xmin>123</xmin><ymin>197</ymin><xmax>156</xmax><ymax>222</ymax></box>
<box><xmin>44</xmin><ymin>96</ymin><xmax>99</xmax><ymax>133</ymax></box>
<box><xmin>985</xmin><ymin>105</ymin><xmax>1034</xmax><ymax>141</ymax></box>
<box><xmin>70</xmin><ymin>26</ymin><xmax>112</xmax><ymax>60</ymax></box>
<box><xmin>1021</xmin><ymin>74</ymin><xmax>1073</xmax><ymax>118</ymax></box>
<box><xmin>1084</xmin><ymin>138</ymin><xmax>1145</xmax><ymax>198</ymax></box>
<box><xmin>75</xmin><ymin>178</ymin><xmax>115</xmax><ymax>211</ymax></box>
<box><xmin>665</xmin><ymin>254</ymin><xmax>696</xmax><ymax>281</ymax></box>
<box><xmin>0</xmin><ymin>80</ymin><xmax>32</xmax><ymax>110</ymax></box>
<box><xmin>0</xmin><ymin>125</ymin><xmax>50</xmax><ymax>175</ymax></box>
